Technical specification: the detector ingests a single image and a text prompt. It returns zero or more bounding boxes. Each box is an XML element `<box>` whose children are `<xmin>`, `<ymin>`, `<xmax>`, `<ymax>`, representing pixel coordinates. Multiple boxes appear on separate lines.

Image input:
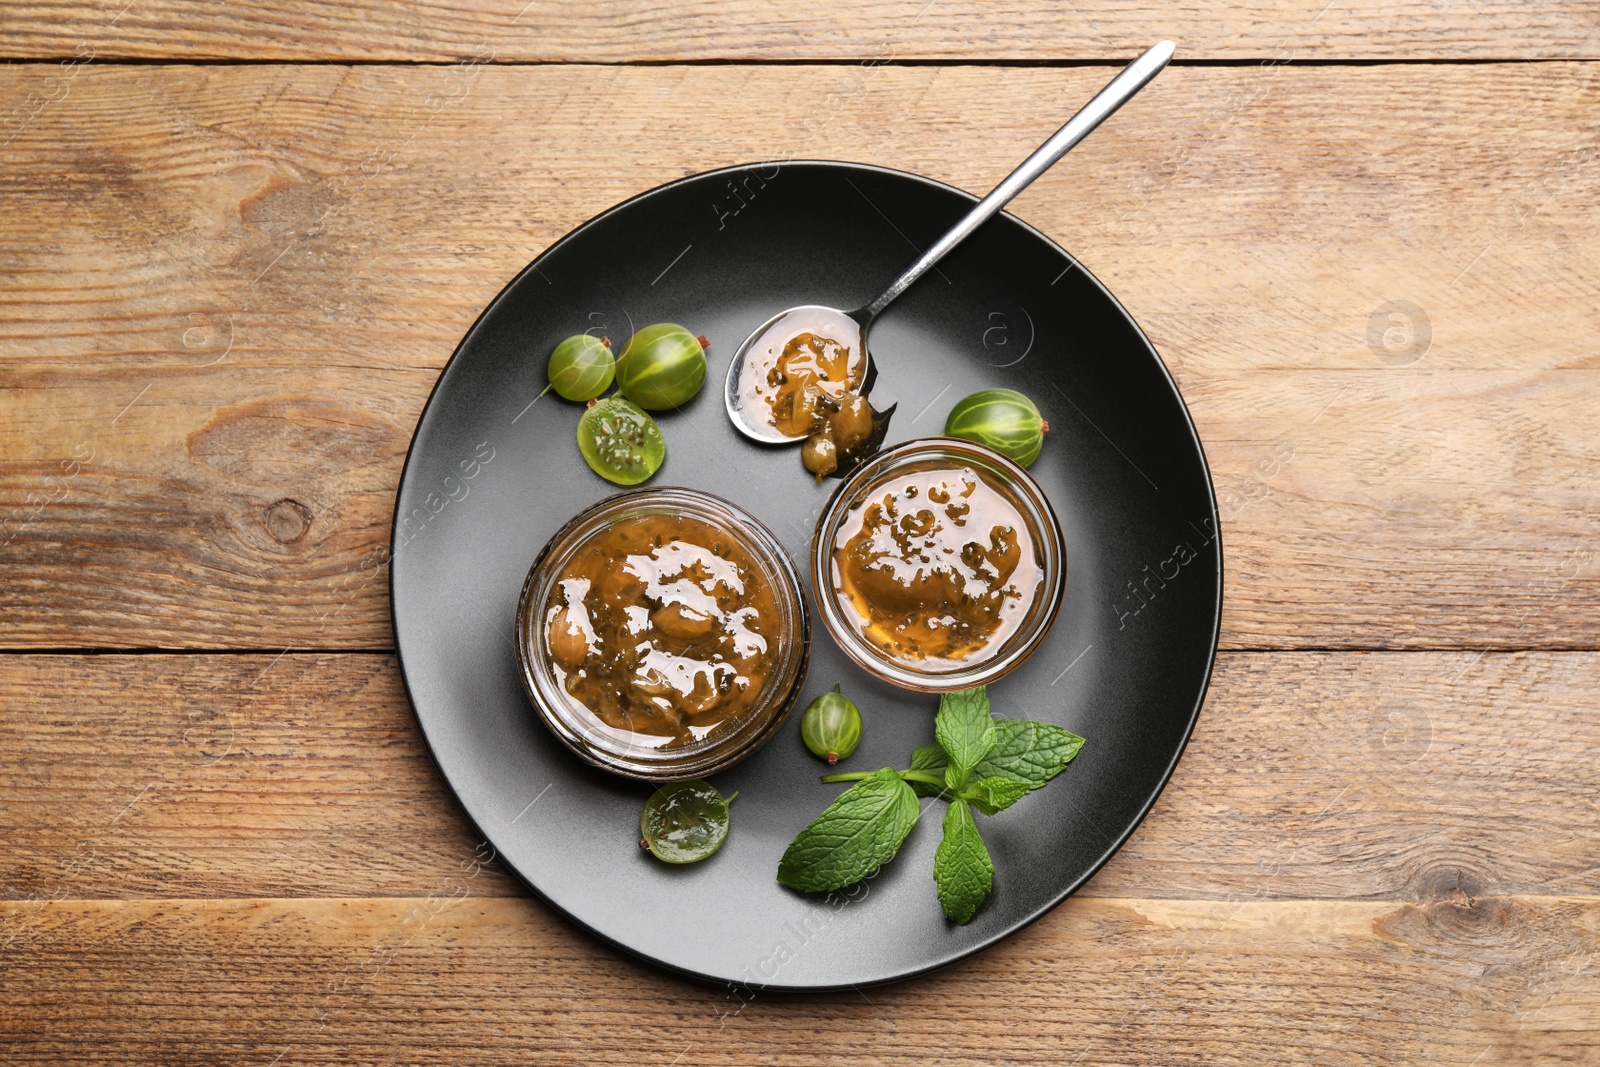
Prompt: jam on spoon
<box><xmin>732</xmin><ymin>306</ymin><xmax>888</xmax><ymax>478</ymax></box>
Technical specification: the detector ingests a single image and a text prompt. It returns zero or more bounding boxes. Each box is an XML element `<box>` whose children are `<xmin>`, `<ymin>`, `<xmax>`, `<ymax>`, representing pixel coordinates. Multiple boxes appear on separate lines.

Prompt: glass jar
<box><xmin>516</xmin><ymin>487</ymin><xmax>810</xmax><ymax>781</ymax></box>
<box><xmin>811</xmin><ymin>438</ymin><xmax>1065</xmax><ymax>692</ymax></box>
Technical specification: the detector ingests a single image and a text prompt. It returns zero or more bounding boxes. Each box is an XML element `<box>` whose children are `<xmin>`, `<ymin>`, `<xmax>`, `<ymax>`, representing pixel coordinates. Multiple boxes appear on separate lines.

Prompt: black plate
<box><xmin>391</xmin><ymin>161</ymin><xmax>1221</xmax><ymax>990</ymax></box>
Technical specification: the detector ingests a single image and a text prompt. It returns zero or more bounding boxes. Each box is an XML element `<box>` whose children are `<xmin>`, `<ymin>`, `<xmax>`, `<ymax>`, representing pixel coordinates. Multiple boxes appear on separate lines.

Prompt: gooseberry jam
<box><xmin>517</xmin><ymin>489</ymin><xmax>809</xmax><ymax>780</ymax></box>
<box><xmin>546</xmin><ymin>512</ymin><xmax>779</xmax><ymax>743</ymax></box>
<box><xmin>735</xmin><ymin>306</ymin><xmax>865</xmax><ymax>439</ymax></box>
<box><xmin>833</xmin><ymin>463</ymin><xmax>1042</xmax><ymax>669</ymax></box>
<box><xmin>812</xmin><ymin>439</ymin><xmax>1064</xmax><ymax>692</ymax></box>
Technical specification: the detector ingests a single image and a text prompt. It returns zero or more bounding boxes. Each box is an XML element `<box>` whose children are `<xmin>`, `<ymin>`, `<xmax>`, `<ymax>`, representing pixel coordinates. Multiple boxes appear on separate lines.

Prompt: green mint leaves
<box><xmin>776</xmin><ymin>767</ymin><xmax>920</xmax><ymax>893</ymax></box>
<box><xmin>934</xmin><ymin>798</ymin><xmax>994</xmax><ymax>924</ymax></box>
<box><xmin>935</xmin><ymin>687</ymin><xmax>997</xmax><ymax>791</ymax></box>
<box><xmin>777</xmin><ymin>686</ymin><xmax>1085</xmax><ymax>924</ymax></box>
<box><xmin>975</xmin><ymin>719</ymin><xmax>1085</xmax><ymax>788</ymax></box>
<box><xmin>960</xmin><ymin>776</ymin><xmax>1034</xmax><ymax>816</ymax></box>
<box><xmin>906</xmin><ymin>742</ymin><xmax>950</xmax><ymax>798</ymax></box>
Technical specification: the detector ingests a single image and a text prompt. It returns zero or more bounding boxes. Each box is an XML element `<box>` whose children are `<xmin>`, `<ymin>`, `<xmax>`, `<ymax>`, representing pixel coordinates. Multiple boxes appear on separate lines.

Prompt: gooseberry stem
<box><xmin>820</xmin><ymin>769</ymin><xmax>947</xmax><ymax>788</ymax></box>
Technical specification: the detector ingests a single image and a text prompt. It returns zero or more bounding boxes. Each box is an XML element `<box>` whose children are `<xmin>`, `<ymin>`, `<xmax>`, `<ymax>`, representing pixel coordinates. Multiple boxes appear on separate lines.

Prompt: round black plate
<box><xmin>391</xmin><ymin>161</ymin><xmax>1221</xmax><ymax>990</ymax></box>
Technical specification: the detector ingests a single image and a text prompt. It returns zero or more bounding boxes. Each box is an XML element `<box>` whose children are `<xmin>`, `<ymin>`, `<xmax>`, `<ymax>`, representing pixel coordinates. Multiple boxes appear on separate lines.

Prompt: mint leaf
<box><xmin>907</xmin><ymin>742</ymin><xmax>950</xmax><ymax>798</ymax></box>
<box><xmin>777</xmin><ymin>768</ymin><xmax>920</xmax><ymax>893</ymax></box>
<box><xmin>973</xmin><ymin>719</ymin><xmax>1084</xmax><ymax>789</ymax></box>
<box><xmin>935</xmin><ymin>687</ymin><xmax>997</xmax><ymax>791</ymax></box>
<box><xmin>933</xmin><ymin>797</ymin><xmax>994</xmax><ymax>924</ymax></box>
<box><xmin>910</xmin><ymin>743</ymin><xmax>947</xmax><ymax>771</ymax></box>
<box><xmin>961</xmin><ymin>776</ymin><xmax>1033</xmax><ymax>816</ymax></box>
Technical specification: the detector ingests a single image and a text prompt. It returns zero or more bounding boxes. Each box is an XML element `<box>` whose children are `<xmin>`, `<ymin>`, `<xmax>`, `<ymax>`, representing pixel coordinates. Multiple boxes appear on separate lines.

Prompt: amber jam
<box><xmin>812</xmin><ymin>439</ymin><xmax>1064</xmax><ymax>691</ymax></box>
<box><xmin>732</xmin><ymin>305</ymin><xmax>883</xmax><ymax>478</ymax></box>
<box><xmin>517</xmin><ymin>489</ymin><xmax>808</xmax><ymax>780</ymax></box>
<box><xmin>736</xmin><ymin>307</ymin><xmax>865</xmax><ymax>437</ymax></box>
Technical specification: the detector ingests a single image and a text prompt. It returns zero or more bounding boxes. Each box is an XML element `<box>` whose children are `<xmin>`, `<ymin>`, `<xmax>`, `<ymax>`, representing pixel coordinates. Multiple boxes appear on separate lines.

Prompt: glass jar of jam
<box><xmin>811</xmin><ymin>438</ymin><xmax>1065</xmax><ymax>691</ymax></box>
<box><xmin>516</xmin><ymin>488</ymin><xmax>810</xmax><ymax>780</ymax></box>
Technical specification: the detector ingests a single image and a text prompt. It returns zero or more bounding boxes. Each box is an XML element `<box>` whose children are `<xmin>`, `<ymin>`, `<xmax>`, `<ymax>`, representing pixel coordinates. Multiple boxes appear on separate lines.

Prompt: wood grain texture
<box><xmin>2</xmin><ymin>0</ymin><xmax>1594</xmax><ymax>1058</ymax></box>
<box><xmin>3</xmin><ymin>651</ymin><xmax>1596</xmax><ymax>903</ymax></box>
<box><xmin>1</xmin><ymin>63</ymin><xmax>1597</xmax><ymax>651</ymax></box>
<box><xmin>0</xmin><ymin>0</ymin><xmax>1597</xmax><ymax>61</ymax></box>
<box><xmin>4</xmin><ymin>893</ymin><xmax>1598</xmax><ymax>1065</ymax></box>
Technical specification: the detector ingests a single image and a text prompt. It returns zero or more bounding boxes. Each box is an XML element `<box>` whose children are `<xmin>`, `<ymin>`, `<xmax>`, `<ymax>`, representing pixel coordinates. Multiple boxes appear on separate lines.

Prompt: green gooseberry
<box><xmin>639</xmin><ymin>779</ymin><xmax>734</xmax><ymax>864</ymax></box>
<box><xmin>615</xmin><ymin>323</ymin><xmax>707</xmax><ymax>410</ymax></box>
<box><xmin>577</xmin><ymin>396</ymin><xmax>665</xmax><ymax>485</ymax></box>
<box><xmin>943</xmin><ymin>387</ymin><xmax>1048</xmax><ymax>468</ymax></box>
<box><xmin>546</xmin><ymin>333</ymin><xmax>615</xmax><ymax>402</ymax></box>
<box><xmin>799</xmin><ymin>685</ymin><xmax>863</xmax><ymax>765</ymax></box>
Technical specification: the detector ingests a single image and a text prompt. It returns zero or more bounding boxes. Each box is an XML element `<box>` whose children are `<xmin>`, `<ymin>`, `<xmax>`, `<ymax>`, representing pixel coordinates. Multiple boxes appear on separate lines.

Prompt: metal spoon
<box><xmin>724</xmin><ymin>40</ymin><xmax>1175</xmax><ymax>444</ymax></box>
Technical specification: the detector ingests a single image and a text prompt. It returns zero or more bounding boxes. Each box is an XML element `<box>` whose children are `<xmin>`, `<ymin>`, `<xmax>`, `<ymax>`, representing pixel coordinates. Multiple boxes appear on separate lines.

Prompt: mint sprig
<box><xmin>777</xmin><ymin>686</ymin><xmax>1084</xmax><ymax>924</ymax></box>
<box><xmin>907</xmin><ymin>743</ymin><xmax>951</xmax><ymax>799</ymax></box>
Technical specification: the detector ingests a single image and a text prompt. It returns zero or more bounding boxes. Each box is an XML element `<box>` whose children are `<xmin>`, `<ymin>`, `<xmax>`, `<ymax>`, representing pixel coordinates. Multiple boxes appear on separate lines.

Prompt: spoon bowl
<box><xmin>724</xmin><ymin>304</ymin><xmax>869</xmax><ymax>445</ymax></box>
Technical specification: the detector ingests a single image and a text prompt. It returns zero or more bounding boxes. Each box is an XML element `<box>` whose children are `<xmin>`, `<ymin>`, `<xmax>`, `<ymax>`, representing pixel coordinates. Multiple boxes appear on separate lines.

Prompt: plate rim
<box><xmin>389</xmin><ymin>158</ymin><xmax>1224</xmax><ymax>991</ymax></box>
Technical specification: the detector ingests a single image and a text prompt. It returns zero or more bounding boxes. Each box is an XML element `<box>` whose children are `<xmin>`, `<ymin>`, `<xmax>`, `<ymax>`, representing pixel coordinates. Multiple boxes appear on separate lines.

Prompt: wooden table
<box><xmin>3</xmin><ymin>4</ymin><xmax>1597</xmax><ymax>1063</ymax></box>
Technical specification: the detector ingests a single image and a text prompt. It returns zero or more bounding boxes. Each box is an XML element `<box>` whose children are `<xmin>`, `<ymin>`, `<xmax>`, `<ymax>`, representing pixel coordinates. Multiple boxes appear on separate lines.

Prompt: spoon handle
<box><xmin>863</xmin><ymin>39</ymin><xmax>1175</xmax><ymax>320</ymax></box>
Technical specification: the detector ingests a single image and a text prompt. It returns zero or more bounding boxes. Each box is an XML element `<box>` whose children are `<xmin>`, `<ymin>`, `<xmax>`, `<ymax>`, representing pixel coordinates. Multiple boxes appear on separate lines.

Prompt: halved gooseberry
<box><xmin>639</xmin><ymin>779</ymin><xmax>734</xmax><ymax>864</ymax></box>
<box><xmin>577</xmin><ymin>396</ymin><xmax>665</xmax><ymax>485</ymax></box>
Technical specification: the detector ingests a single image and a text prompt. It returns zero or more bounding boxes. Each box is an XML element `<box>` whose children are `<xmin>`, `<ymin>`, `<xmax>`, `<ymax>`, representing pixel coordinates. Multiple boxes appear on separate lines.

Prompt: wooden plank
<box><xmin>0</xmin><ymin>653</ymin><xmax>521</xmax><ymax>902</ymax></box>
<box><xmin>1</xmin><ymin>0</ymin><xmax>1597</xmax><ymax>61</ymax></box>
<box><xmin>2</xmin><ymin>894</ymin><xmax>1596</xmax><ymax>1064</ymax></box>
<box><xmin>2</xmin><ymin>652</ymin><xmax>1596</xmax><ymax>903</ymax></box>
<box><xmin>1</xmin><ymin>63</ymin><xmax>1597</xmax><ymax>649</ymax></box>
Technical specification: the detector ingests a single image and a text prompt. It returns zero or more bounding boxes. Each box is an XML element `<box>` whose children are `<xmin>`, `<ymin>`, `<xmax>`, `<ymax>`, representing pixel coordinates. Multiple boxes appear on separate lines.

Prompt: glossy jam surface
<box><xmin>737</xmin><ymin>307</ymin><xmax>865</xmax><ymax>440</ymax></box>
<box><xmin>830</xmin><ymin>461</ymin><xmax>1043</xmax><ymax>670</ymax></box>
<box><xmin>767</xmin><ymin>331</ymin><xmax>859</xmax><ymax>438</ymax></box>
<box><xmin>542</xmin><ymin>512</ymin><xmax>781</xmax><ymax>751</ymax></box>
